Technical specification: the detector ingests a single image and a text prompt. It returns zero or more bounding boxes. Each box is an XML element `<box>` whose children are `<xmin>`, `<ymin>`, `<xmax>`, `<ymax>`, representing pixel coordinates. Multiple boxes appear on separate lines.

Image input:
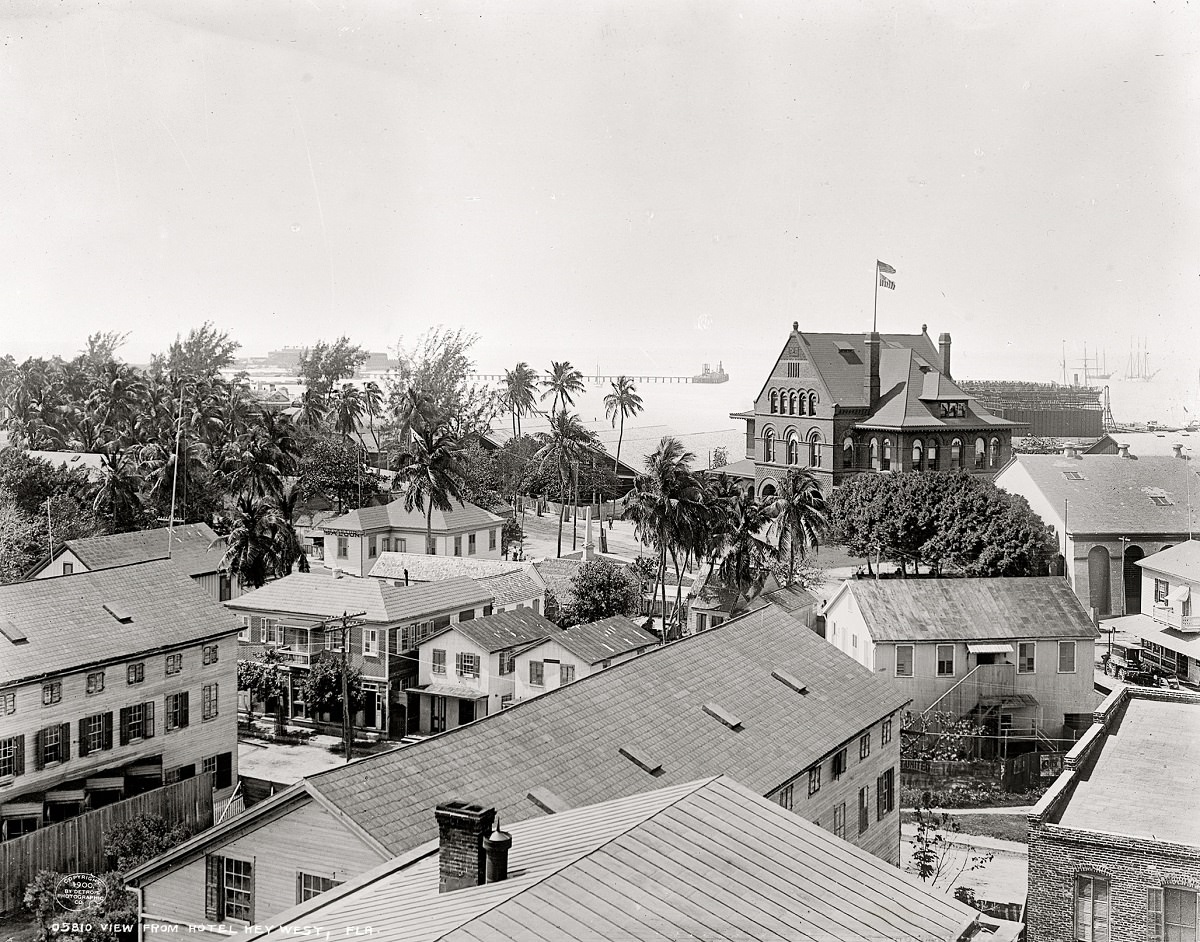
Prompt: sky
<box><xmin>2</xmin><ymin>1</ymin><xmax>1198</xmax><ymax>414</ymax></box>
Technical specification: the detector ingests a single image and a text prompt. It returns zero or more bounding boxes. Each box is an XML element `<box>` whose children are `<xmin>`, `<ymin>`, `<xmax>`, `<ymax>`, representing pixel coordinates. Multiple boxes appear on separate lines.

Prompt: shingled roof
<box><xmin>438</xmin><ymin>609</ymin><xmax>558</xmax><ymax>653</ymax></box>
<box><xmin>303</xmin><ymin>601</ymin><xmax>907</xmax><ymax>855</ymax></box>
<box><xmin>368</xmin><ymin>552</ymin><xmax>529</xmax><ymax>582</ymax></box>
<box><xmin>226</xmin><ymin>572</ymin><xmax>492</xmax><ymax>623</ymax></box>
<box><xmin>322</xmin><ymin>498</ymin><xmax>503</xmax><ymax>534</ymax></box>
<box><xmin>538</xmin><ymin>615</ymin><xmax>658</xmax><ymax>664</ymax></box>
<box><xmin>53</xmin><ymin>523</ymin><xmax>227</xmax><ymax>579</ymax></box>
<box><xmin>0</xmin><ymin>560</ymin><xmax>240</xmax><ymax>687</ymax></box>
<box><xmin>835</xmin><ymin>577</ymin><xmax>1099</xmax><ymax>643</ymax></box>
<box><xmin>1000</xmin><ymin>454</ymin><xmax>1197</xmax><ymax>535</ymax></box>
<box><xmin>245</xmin><ymin>777</ymin><xmax>980</xmax><ymax>942</ymax></box>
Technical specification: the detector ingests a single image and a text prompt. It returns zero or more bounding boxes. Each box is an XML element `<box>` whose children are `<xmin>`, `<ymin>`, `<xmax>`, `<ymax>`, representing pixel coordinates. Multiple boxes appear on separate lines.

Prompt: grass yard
<box><xmin>903</xmin><ymin>811</ymin><xmax>1030</xmax><ymax>844</ymax></box>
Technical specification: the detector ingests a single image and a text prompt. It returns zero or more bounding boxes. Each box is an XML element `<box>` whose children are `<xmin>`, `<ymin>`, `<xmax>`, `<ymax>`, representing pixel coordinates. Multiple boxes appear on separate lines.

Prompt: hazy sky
<box><xmin>2</xmin><ymin>0</ymin><xmax>1198</xmax><ymax>390</ymax></box>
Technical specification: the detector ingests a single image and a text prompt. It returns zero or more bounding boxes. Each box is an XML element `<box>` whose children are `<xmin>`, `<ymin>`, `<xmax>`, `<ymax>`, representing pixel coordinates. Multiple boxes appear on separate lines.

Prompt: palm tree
<box><xmin>220</xmin><ymin>495</ymin><xmax>280</xmax><ymax>589</ymax></box>
<box><xmin>603</xmin><ymin>375</ymin><xmax>644</xmax><ymax>472</ymax></box>
<box><xmin>221</xmin><ymin>429</ymin><xmax>284</xmax><ymax>499</ymax></box>
<box><xmin>271</xmin><ymin>484</ymin><xmax>310</xmax><ymax>577</ymax></box>
<box><xmin>540</xmin><ymin>361</ymin><xmax>586</xmax><ymax>414</ymax></box>
<box><xmin>535</xmin><ymin>410</ymin><xmax>601</xmax><ymax>558</ymax></box>
<box><xmin>397</xmin><ymin>423</ymin><xmax>465</xmax><ymax>555</ymax></box>
<box><xmin>259</xmin><ymin>408</ymin><xmax>301</xmax><ymax>477</ymax></box>
<box><xmin>362</xmin><ymin>381</ymin><xmax>385</xmax><ymax>460</ymax></box>
<box><xmin>332</xmin><ymin>383</ymin><xmax>365</xmax><ymax>443</ymax></box>
<box><xmin>623</xmin><ymin>436</ymin><xmax>703</xmax><ymax>641</ymax></box>
<box><xmin>715</xmin><ymin>487</ymin><xmax>777</xmax><ymax>615</ymax></box>
<box><xmin>767</xmin><ymin>469</ymin><xmax>828</xmax><ymax>586</ymax></box>
<box><xmin>503</xmin><ymin>362</ymin><xmax>539</xmax><ymax>437</ymax></box>
<box><xmin>90</xmin><ymin>450</ymin><xmax>145</xmax><ymax>532</ymax></box>
<box><xmin>298</xmin><ymin>387</ymin><xmax>327</xmax><ymax>432</ymax></box>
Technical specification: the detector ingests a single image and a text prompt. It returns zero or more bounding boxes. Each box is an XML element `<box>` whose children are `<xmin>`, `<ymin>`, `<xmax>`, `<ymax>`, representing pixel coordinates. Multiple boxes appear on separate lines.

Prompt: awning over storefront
<box><xmin>967</xmin><ymin>643</ymin><xmax>1014</xmax><ymax>654</ymax></box>
<box><xmin>405</xmin><ymin>683</ymin><xmax>488</xmax><ymax>700</ymax></box>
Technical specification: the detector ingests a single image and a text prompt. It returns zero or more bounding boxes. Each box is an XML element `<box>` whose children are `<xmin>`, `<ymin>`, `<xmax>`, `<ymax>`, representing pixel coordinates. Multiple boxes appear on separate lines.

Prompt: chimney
<box><xmin>404</xmin><ymin>568</ymin><xmax>410</xmax><ymax>586</ymax></box>
<box><xmin>483</xmin><ymin>819</ymin><xmax>513</xmax><ymax>883</ymax></box>
<box><xmin>938</xmin><ymin>332</ymin><xmax>952</xmax><ymax>378</ymax></box>
<box><xmin>1063</xmin><ymin>442</ymin><xmax>1079</xmax><ymax>459</ymax></box>
<box><xmin>1174</xmin><ymin>443</ymin><xmax>1185</xmax><ymax>459</ymax></box>
<box><xmin>435</xmin><ymin>800</ymin><xmax>496</xmax><ymax>893</ymax></box>
<box><xmin>1117</xmin><ymin>443</ymin><xmax>1131</xmax><ymax>459</ymax></box>
<box><xmin>863</xmin><ymin>332</ymin><xmax>881</xmax><ymax>406</ymax></box>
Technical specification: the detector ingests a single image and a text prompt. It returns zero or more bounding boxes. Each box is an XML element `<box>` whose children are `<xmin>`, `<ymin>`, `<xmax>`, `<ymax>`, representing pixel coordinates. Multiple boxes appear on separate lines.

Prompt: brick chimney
<box><xmin>435</xmin><ymin>800</ymin><xmax>496</xmax><ymax>892</ymax></box>
<box><xmin>938</xmin><ymin>332</ymin><xmax>952</xmax><ymax>378</ymax></box>
<box><xmin>863</xmin><ymin>332</ymin><xmax>881</xmax><ymax>407</ymax></box>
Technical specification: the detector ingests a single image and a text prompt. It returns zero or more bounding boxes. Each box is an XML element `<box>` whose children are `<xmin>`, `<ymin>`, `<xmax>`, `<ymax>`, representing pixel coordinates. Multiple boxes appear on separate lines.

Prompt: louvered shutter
<box><xmin>877</xmin><ymin>774</ymin><xmax>885</xmax><ymax>820</ymax></box>
<box><xmin>455</xmin><ymin>652</ymin><xmax>464</xmax><ymax>675</ymax></box>
<box><xmin>59</xmin><ymin>723</ymin><xmax>70</xmax><ymax>762</ymax></box>
<box><xmin>13</xmin><ymin>735</ymin><xmax>24</xmax><ymax>776</ymax></box>
<box><xmin>78</xmin><ymin>718</ymin><xmax>90</xmax><ymax>758</ymax></box>
<box><xmin>33</xmin><ymin>729</ymin><xmax>44</xmax><ymax>771</ymax></box>
<box><xmin>102</xmin><ymin>713</ymin><xmax>113</xmax><ymax>751</ymax></box>
<box><xmin>180</xmin><ymin>692</ymin><xmax>190</xmax><ymax>728</ymax></box>
<box><xmin>205</xmin><ymin>855</ymin><xmax>224</xmax><ymax>920</ymax></box>
<box><xmin>251</xmin><ymin>616</ymin><xmax>262</xmax><ymax>643</ymax></box>
<box><xmin>119</xmin><ymin>707</ymin><xmax>130</xmax><ymax>746</ymax></box>
<box><xmin>143</xmin><ymin>701</ymin><xmax>155</xmax><ymax>738</ymax></box>
<box><xmin>1147</xmin><ymin>888</ymin><xmax>1164</xmax><ymax>942</ymax></box>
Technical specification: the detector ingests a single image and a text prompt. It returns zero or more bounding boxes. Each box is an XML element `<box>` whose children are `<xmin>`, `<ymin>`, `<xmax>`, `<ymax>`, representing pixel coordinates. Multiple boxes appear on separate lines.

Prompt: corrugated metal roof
<box><xmin>62</xmin><ymin>523</ymin><xmax>226</xmax><ymax>578</ymax></box>
<box><xmin>225</xmin><ymin>572</ymin><xmax>492</xmax><ymax>623</ymax></box>
<box><xmin>301</xmin><ymin>602</ymin><xmax>909</xmax><ymax>857</ymax></box>
<box><xmin>244</xmin><ymin>777</ymin><xmax>978</xmax><ymax>942</ymax></box>
<box><xmin>1000</xmin><ymin>454</ymin><xmax>1197</xmax><ymax>535</ymax></box>
<box><xmin>0</xmin><ymin>559</ymin><xmax>241</xmax><ymax>686</ymax></box>
<box><xmin>322</xmin><ymin>498</ymin><xmax>504</xmax><ymax>534</ymax></box>
<box><xmin>846</xmin><ymin>577</ymin><xmax>1099</xmax><ymax>643</ymax></box>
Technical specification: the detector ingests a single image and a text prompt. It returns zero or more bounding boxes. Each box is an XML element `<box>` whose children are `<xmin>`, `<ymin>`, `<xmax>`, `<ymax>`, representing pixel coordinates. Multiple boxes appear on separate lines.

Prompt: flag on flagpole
<box><xmin>879</xmin><ymin>273</ymin><xmax>895</xmax><ymax>290</ymax></box>
<box><xmin>876</xmin><ymin>260</ymin><xmax>896</xmax><ymax>274</ymax></box>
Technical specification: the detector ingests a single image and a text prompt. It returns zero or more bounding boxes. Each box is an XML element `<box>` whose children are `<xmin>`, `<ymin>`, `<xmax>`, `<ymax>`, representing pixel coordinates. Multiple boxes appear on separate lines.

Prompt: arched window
<box><xmin>761</xmin><ymin>481</ymin><xmax>777</xmax><ymax>499</ymax></box>
<box><xmin>796</xmin><ymin>392</ymin><xmax>805</xmax><ymax>416</ymax></box>
<box><xmin>763</xmin><ymin>428</ymin><xmax>776</xmax><ymax>463</ymax></box>
<box><xmin>843</xmin><ymin>437</ymin><xmax>855</xmax><ymax>469</ymax></box>
<box><xmin>912</xmin><ymin>439</ymin><xmax>924</xmax><ymax>470</ymax></box>
<box><xmin>927</xmin><ymin>439</ymin><xmax>938</xmax><ymax>469</ymax></box>
<box><xmin>951</xmin><ymin>438</ymin><xmax>963</xmax><ymax>468</ymax></box>
<box><xmin>882</xmin><ymin>438</ymin><xmax>893</xmax><ymax>471</ymax></box>
<box><xmin>870</xmin><ymin>438</ymin><xmax>880</xmax><ymax>471</ymax></box>
<box><xmin>769</xmin><ymin>390</ymin><xmax>778</xmax><ymax>414</ymax></box>
<box><xmin>787</xmin><ymin>435</ymin><xmax>799</xmax><ymax>465</ymax></box>
<box><xmin>809</xmin><ymin>430</ymin><xmax>823</xmax><ymax>467</ymax></box>
<box><xmin>808</xmin><ymin>392</ymin><xmax>817</xmax><ymax>414</ymax></box>
<box><xmin>989</xmin><ymin>437</ymin><xmax>1000</xmax><ymax>468</ymax></box>
<box><xmin>974</xmin><ymin>437</ymin><xmax>986</xmax><ymax>469</ymax></box>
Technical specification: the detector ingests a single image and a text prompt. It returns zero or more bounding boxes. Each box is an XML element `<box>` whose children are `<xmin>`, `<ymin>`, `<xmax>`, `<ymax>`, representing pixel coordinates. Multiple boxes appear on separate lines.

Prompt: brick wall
<box><xmin>435</xmin><ymin>802</ymin><xmax>495</xmax><ymax>893</ymax></box>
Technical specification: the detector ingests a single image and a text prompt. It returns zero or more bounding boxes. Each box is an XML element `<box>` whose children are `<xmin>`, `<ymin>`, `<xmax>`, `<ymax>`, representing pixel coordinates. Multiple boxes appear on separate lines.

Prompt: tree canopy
<box><xmin>561</xmin><ymin>558</ymin><xmax>641</xmax><ymax>627</ymax></box>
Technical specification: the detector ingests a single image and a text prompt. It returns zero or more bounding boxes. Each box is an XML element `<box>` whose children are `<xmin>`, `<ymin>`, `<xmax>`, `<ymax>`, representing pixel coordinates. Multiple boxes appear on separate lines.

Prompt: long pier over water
<box><xmin>470</xmin><ymin>372</ymin><xmax>707</xmax><ymax>385</ymax></box>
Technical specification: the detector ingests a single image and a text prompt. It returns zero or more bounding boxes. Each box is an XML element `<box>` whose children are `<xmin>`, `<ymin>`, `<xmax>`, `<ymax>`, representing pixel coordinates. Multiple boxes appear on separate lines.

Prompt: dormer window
<box><xmin>939</xmin><ymin>401</ymin><xmax>966</xmax><ymax>419</ymax></box>
<box><xmin>1150</xmin><ymin>495</ymin><xmax>1174</xmax><ymax>507</ymax></box>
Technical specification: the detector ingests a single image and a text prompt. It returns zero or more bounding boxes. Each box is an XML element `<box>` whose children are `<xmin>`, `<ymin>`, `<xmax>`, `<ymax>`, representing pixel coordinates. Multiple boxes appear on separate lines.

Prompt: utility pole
<box><xmin>44</xmin><ymin>498</ymin><xmax>53</xmax><ymax>561</ymax></box>
<box><xmin>313</xmin><ymin>609</ymin><xmax>367</xmax><ymax>763</ymax></box>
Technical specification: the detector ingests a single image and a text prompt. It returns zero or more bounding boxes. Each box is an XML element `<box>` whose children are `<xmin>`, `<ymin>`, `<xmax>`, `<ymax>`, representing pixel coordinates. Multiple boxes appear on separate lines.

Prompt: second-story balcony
<box><xmin>1152</xmin><ymin>603</ymin><xmax>1200</xmax><ymax>633</ymax></box>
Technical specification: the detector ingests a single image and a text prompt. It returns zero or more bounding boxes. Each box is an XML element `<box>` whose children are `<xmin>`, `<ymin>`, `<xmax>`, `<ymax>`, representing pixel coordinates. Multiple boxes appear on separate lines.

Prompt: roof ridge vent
<box><xmin>702</xmin><ymin>702</ymin><xmax>743</xmax><ymax>731</ymax></box>
<box><xmin>771</xmin><ymin>669</ymin><xmax>808</xmax><ymax>695</ymax></box>
<box><xmin>526</xmin><ymin>787</ymin><xmax>569</xmax><ymax>814</ymax></box>
<box><xmin>618</xmin><ymin>744</ymin><xmax>664</xmax><ymax>776</ymax></box>
<box><xmin>102</xmin><ymin>603</ymin><xmax>133</xmax><ymax>624</ymax></box>
<box><xmin>0</xmin><ymin>619</ymin><xmax>29</xmax><ymax>644</ymax></box>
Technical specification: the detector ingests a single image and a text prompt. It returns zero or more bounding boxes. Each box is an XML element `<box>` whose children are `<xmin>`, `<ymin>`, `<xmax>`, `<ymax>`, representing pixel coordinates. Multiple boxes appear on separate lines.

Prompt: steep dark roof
<box><xmin>547</xmin><ymin>615</ymin><xmax>658</xmax><ymax>664</ymax></box>
<box><xmin>441</xmin><ymin>609</ymin><xmax>558</xmax><ymax>653</ymax></box>
<box><xmin>791</xmin><ymin>329</ymin><xmax>940</xmax><ymax>408</ymax></box>
<box><xmin>247</xmin><ymin>777</ymin><xmax>979</xmax><ymax>942</ymax></box>
<box><xmin>226</xmin><ymin>573</ymin><xmax>492</xmax><ymax>623</ymax></box>
<box><xmin>322</xmin><ymin>498</ymin><xmax>503</xmax><ymax>534</ymax></box>
<box><xmin>303</xmin><ymin>601</ymin><xmax>908</xmax><ymax>856</ymax></box>
<box><xmin>0</xmin><ymin>560</ymin><xmax>240</xmax><ymax>686</ymax></box>
<box><xmin>1000</xmin><ymin>454</ymin><xmax>1198</xmax><ymax>535</ymax></box>
<box><xmin>841</xmin><ymin>577</ymin><xmax>1099</xmax><ymax>643</ymax></box>
<box><xmin>60</xmin><ymin>523</ymin><xmax>226</xmax><ymax>578</ymax></box>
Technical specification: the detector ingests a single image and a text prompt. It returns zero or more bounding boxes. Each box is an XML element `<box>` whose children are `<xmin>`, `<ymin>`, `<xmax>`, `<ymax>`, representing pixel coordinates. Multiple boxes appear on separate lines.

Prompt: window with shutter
<box><xmin>103</xmin><ymin>713</ymin><xmax>113</xmax><ymax>751</ymax></box>
<box><xmin>205</xmin><ymin>855</ymin><xmax>224</xmax><ymax>919</ymax></box>
<box><xmin>119</xmin><ymin>707</ymin><xmax>130</xmax><ymax>746</ymax></box>
<box><xmin>59</xmin><ymin>723</ymin><xmax>70</xmax><ymax>762</ymax></box>
<box><xmin>78</xmin><ymin>718</ymin><xmax>90</xmax><ymax>758</ymax></box>
<box><xmin>1148</xmin><ymin>888</ymin><xmax>1164</xmax><ymax>942</ymax></box>
<box><xmin>143</xmin><ymin>701</ymin><xmax>155</xmax><ymax>738</ymax></box>
<box><xmin>858</xmin><ymin>786</ymin><xmax>870</xmax><ymax>834</ymax></box>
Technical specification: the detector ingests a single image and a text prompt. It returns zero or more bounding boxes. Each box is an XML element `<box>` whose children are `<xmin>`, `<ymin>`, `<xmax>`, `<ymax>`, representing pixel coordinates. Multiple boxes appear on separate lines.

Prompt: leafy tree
<box><xmin>501</xmin><ymin>518</ymin><xmax>523</xmax><ymax>555</ymax></box>
<box><xmin>237</xmin><ymin>647</ymin><xmax>288</xmax><ymax>731</ymax></box>
<box><xmin>301</xmin><ymin>649</ymin><xmax>364</xmax><ymax>720</ymax></box>
<box><xmin>562</xmin><ymin>558</ymin><xmax>641</xmax><ymax>626</ymax></box>
<box><xmin>456</xmin><ymin>439</ymin><xmax>503</xmax><ymax>509</ymax></box>
<box><xmin>603</xmin><ymin>375</ymin><xmax>644</xmax><ymax>471</ymax></box>
<box><xmin>297</xmin><ymin>337</ymin><xmax>368</xmax><ymax>395</ymax></box>
<box><xmin>494</xmin><ymin>435</ymin><xmax>539</xmax><ymax>509</ymax></box>
<box><xmin>295</xmin><ymin>438</ymin><xmax>380</xmax><ymax>513</ymax></box>
<box><xmin>103</xmin><ymin>813</ymin><xmax>194</xmax><ymax>872</ymax></box>
<box><xmin>1012</xmin><ymin>436</ymin><xmax>1062</xmax><ymax>455</ymax></box>
<box><xmin>391</xmin><ymin>328</ymin><xmax>499</xmax><ymax>438</ymax></box>
<box><xmin>0</xmin><ymin>449</ymin><xmax>92</xmax><ymax>517</ymax></box>
<box><xmin>0</xmin><ymin>493</ymin><xmax>103</xmax><ymax>583</ymax></box>
<box><xmin>907</xmin><ymin>793</ymin><xmax>993</xmax><ymax>888</ymax></box>
<box><xmin>24</xmin><ymin>869</ymin><xmax>136</xmax><ymax>942</ymax></box>
<box><xmin>159</xmin><ymin>322</ymin><xmax>240</xmax><ymax>379</ymax></box>
<box><xmin>711</xmin><ymin>445</ymin><xmax>729</xmax><ymax>469</ymax></box>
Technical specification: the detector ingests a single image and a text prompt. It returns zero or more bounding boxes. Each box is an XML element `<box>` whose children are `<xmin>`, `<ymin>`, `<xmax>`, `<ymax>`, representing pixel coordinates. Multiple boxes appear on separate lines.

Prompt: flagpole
<box><xmin>873</xmin><ymin>262</ymin><xmax>879</xmax><ymax>333</ymax></box>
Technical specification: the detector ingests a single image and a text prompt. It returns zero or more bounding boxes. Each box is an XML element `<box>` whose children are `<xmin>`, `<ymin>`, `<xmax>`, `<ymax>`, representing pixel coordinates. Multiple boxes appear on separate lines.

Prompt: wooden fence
<box><xmin>0</xmin><ymin>773</ymin><xmax>213</xmax><ymax>914</ymax></box>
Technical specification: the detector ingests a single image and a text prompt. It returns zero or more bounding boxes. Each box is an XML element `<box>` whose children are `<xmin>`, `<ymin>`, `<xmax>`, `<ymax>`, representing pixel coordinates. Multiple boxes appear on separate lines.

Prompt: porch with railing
<box><xmin>1151</xmin><ymin>603</ymin><xmax>1200</xmax><ymax>632</ymax></box>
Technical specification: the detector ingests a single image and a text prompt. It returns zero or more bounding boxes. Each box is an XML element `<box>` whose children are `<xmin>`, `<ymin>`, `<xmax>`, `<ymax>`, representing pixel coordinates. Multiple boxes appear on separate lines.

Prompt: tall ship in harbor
<box><xmin>692</xmin><ymin>361</ymin><xmax>729</xmax><ymax>384</ymax></box>
<box><xmin>1123</xmin><ymin>338</ymin><xmax>1159</xmax><ymax>382</ymax></box>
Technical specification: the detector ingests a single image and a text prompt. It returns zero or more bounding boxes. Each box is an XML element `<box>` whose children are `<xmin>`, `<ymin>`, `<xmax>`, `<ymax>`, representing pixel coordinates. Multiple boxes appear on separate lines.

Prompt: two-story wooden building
<box><xmin>227</xmin><ymin>572</ymin><xmax>493</xmax><ymax>738</ymax></box>
<box><xmin>318</xmin><ymin>498</ymin><xmax>506</xmax><ymax>577</ymax></box>
<box><xmin>126</xmin><ymin>600</ymin><xmax>909</xmax><ymax>936</ymax></box>
<box><xmin>731</xmin><ymin>322</ymin><xmax>1022</xmax><ymax>495</ymax></box>
<box><xmin>407</xmin><ymin>609</ymin><xmax>560</xmax><ymax>733</ymax></box>
<box><xmin>0</xmin><ymin>560</ymin><xmax>240</xmax><ymax>840</ymax></box>
<box><xmin>511</xmin><ymin>615</ymin><xmax>659</xmax><ymax>702</ymax></box>
<box><xmin>822</xmin><ymin>577</ymin><xmax>1098</xmax><ymax>748</ymax></box>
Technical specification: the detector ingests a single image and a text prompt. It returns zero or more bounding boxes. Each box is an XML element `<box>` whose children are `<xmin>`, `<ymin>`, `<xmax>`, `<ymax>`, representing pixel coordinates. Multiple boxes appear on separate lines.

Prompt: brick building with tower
<box><xmin>728</xmin><ymin>322</ymin><xmax>1021</xmax><ymax>496</ymax></box>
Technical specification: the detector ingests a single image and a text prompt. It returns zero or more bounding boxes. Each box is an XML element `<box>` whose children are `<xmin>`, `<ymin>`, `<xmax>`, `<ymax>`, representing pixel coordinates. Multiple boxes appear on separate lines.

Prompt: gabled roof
<box><xmin>834</xmin><ymin>577</ymin><xmax>1099</xmax><ymax>643</ymax></box>
<box><xmin>54</xmin><ymin>523</ymin><xmax>227</xmax><ymax>578</ymax></box>
<box><xmin>531</xmin><ymin>615</ymin><xmax>658</xmax><ymax>664</ymax></box>
<box><xmin>530</xmin><ymin>557</ymin><xmax>581</xmax><ymax>605</ymax></box>
<box><xmin>999</xmin><ymin>454</ymin><xmax>1197</xmax><ymax>535</ymax></box>
<box><xmin>244</xmin><ymin>777</ymin><xmax>979</xmax><ymax>942</ymax></box>
<box><xmin>436</xmin><ymin>609</ymin><xmax>559</xmax><ymax>653</ymax></box>
<box><xmin>476</xmin><ymin>570</ymin><xmax>543</xmax><ymax>607</ymax></box>
<box><xmin>0</xmin><ymin>560</ymin><xmax>241</xmax><ymax>687</ymax></box>
<box><xmin>225</xmin><ymin>573</ymin><xmax>492</xmax><ymax>624</ymax></box>
<box><xmin>129</xmin><ymin>602</ymin><xmax>909</xmax><ymax>883</ymax></box>
<box><xmin>368</xmin><ymin>551</ymin><xmax>528</xmax><ymax>582</ymax></box>
<box><xmin>1084</xmin><ymin>430</ymin><xmax>1200</xmax><ymax>458</ymax></box>
<box><xmin>322</xmin><ymin>498</ymin><xmax>504</xmax><ymax>534</ymax></box>
<box><xmin>1136</xmin><ymin>540</ymin><xmax>1200</xmax><ymax>582</ymax></box>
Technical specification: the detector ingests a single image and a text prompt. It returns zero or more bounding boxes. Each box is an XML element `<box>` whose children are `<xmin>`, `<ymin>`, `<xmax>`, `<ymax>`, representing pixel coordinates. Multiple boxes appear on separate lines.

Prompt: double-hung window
<box><xmin>468</xmin><ymin>533</ymin><xmax>477</xmax><ymax>555</ymax></box>
<box><xmin>337</xmin><ymin>537</ymin><xmax>348</xmax><ymax>559</ymax></box>
<box><xmin>1074</xmin><ymin>875</ymin><xmax>1110</xmax><ymax>942</ymax></box>
<box><xmin>297</xmin><ymin>873</ymin><xmax>343</xmax><ymax>903</ymax></box>
<box><xmin>363</xmin><ymin>629</ymin><xmax>379</xmax><ymax>657</ymax></box>
<box><xmin>882</xmin><ymin>717</ymin><xmax>892</xmax><ymax>745</ymax></box>
<box><xmin>431</xmin><ymin>649</ymin><xmax>447</xmax><ymax>674</ymax></box>
<box><xmin>456</xmin><ymin>652</ymin><xmax>480</xmax><ymax>678</ymax></box>
<box><xmin>0</xmin><ymin>735</ymin><xmax>25</xmax><ymax>779</ymax></box>
<box><xmin>859</xmin><ymin>732</ymin><xmax>871</xmax><ymax>760</ymax></box>
<box><xmin>39</xmin><ymin>724</ymin><xmax>68</xmax><ymax>766</ymax></box>
<box><xmin>454</xmin><ymin>536</ymin><xmax>463</xmax><ymax>557</ymax></box>
<box><xmin>807</xmin><ymin>766</ymin><xmax>821</xmax><ymax>797</ymax></box>
<box><xmin>858</xmin><ymin>786</ymin><xmax>870</xmax><ymax>834</ymax></box>
<box><xmin>529</xmin><ymin>661</ymin><xmax>544</xmax><ymax>687</ymax></box>
<box><xmin>499</xmin><ymin>652</ymin><xmax>515</xmax><ymax>675</ymax></box>
<box><xmin>1018</xmin><ymin>642</ymin><xmax>1036</xmax><ymax>674</ymax></box>
<box><xmin>895</xmin><ymin>644</ymin><xmax>914</xmax><ymax>677</ymax></box>
<box><xmin>936</xmin><ymin>644</ymin><xmax>955</xmax><ymax>677</ymax></box>
<box><xmin>165</xmin><ymin>692</ymin><xmax>190</xmax><ymax>731</ymax></box>
<box><xmin>1149</xmin><ymin>886</ymin><xmax>1198</xmax><ymax>942</ymax></box>
<box><xmin>489</xmin><ymin>529</ymin><xmax>497</xmax><ymax>551</ymax></box>
<box><xmin>203</xmin><ymin>644</ymin><xmax>219</xmax><ymax>665</ymax></box>
<box><xmin>831</xmin><ymin>748</ymin><xmax>847</xmax><ymax>780</ymax></box>
<box><xmin>78</xmin><ymin>712</ymin><xmax>111</xmax><ymax>755</ymax></box>
<box><xmin>206</xmin><ymin>856</ymin><xmax>254</xmax><ymax>923</ymax></box>
<box><xmin>368</xmin><ymin>536</ymin><xmax>377</xmax><ymax>558</ymax></box>
<box><xmin>202</xmin><ymin>684</ymin><xmax>219</xmax><ymax>721</ymax></box>
<box><xmin>1058</xmin><ymin>640</ymin><xmax>1077</xmax><ymax>674</ymax></box>
<box><xmin>166</xmin><ymin>654</ymin><xmax>183</xmax><ymax>675</ymax></box>
<box><xmin>832</xmin><ymin>802</ymin><xmax>846</xmax><ymax>840</ymax></box>
<box><xmin>776</xmin><ymin>783</ymin><xmax>794</xmax><ymax>810</ymax></box>
<box><xmin>120</xmin><ymin>702</ymin><xmax>155</xmax><ymax>743</ymax></box>
<box><xmin>560</xmin><ymin>664</ymin><xmax>576</xmax><ymax>685</ymax></box>
<box><xmin>1154</xmin><ymin>579</ymin><xmax>1170</xmax><ymax>604</ymax></box>
<box><xmin>42</xmin><ymin>681</ymin><xmax>62</xmax><ymax>705</ymax></box>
